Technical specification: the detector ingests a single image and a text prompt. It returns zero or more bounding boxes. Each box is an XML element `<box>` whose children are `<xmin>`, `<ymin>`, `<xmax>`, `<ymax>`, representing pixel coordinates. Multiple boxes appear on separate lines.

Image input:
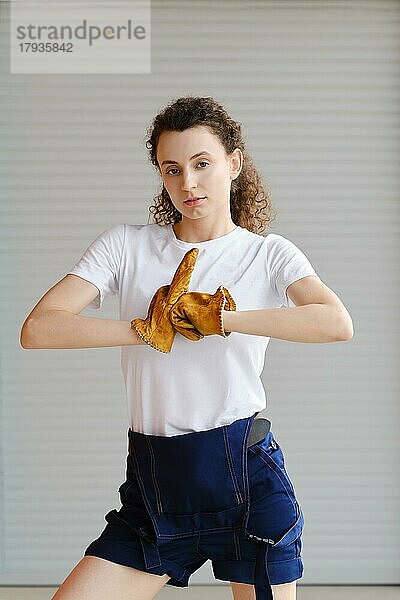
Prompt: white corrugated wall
<box><xmin>1</xmin><ymin>0</ymin><xmax>399</xmax><ymax>586</ymax></box>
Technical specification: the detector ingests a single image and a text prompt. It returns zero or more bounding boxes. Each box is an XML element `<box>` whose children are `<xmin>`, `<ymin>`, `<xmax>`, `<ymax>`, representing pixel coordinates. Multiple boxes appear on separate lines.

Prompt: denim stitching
<box><xmin>272</xmin><ymin>508</ymin><xmax>303</xmax><ymax>547</ymax></box>
<box><xmin>147</xmin><ymin>524</ymin><xmax>245</xmax><ymax>540</ymax></box>
<box><xmin>146</xmin><ymin>437</ymin><xmax>163</xmax><ymax>515</ymax></box>
<box><xmin>222</xmin><ymin>427</ymin><xmax>243</xmax><ymax>504</ymax></box>
<box><xmin>129</xmin><ymin>443</ymin><xmax>162</xmax><ymax>538</ymax></box>
<box><xmin>127</xmin><ymin>417</ymin><xmax>260</xmax><ymax>541</ymax></box>
<box><xmin>242</xmin><ymin>417</ymin><xmax>253</xmax><ymax>499</ymax></box>
<box><xmin>240</xmin><ymin>417</ymin><xmax>254</xmax><ymax>532</ymax></box>
<box><xmin>164</xmin><ymin>561</ymin><xmax>189</xmax><ymax>583</ymax></box>
<box><xmin>233</xmin><ymin>530</ymin><xmax>241</xmax><ymax>560</ymax></box>
<box><xmin>252</xmin><ymin>450</ymin><xmax>298</xmax><ymax>514</ymax></box>
<box><xmin>258</xmin><ymin>443</ymin><xmax>296</xmax><ymax>496</ymax></box>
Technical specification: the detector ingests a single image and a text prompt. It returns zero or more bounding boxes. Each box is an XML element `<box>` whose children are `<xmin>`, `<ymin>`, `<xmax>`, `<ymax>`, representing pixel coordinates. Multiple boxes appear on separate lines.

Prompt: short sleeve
<box><xmin>266</xmin><ymin>233</ymin><xmax>319</xmax><ymax>308</ymax></box>
<box><xmin>66</xmin><ymin>223</ymin><xmax>125</xmax><ymax>309</ymax></box>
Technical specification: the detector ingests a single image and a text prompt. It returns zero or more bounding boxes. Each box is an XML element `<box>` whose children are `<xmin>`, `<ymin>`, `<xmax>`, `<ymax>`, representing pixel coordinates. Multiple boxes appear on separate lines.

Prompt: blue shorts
<box><xmin>84</xmin><ymin>428</ymin><xmax>304</xmax><ymax>588</ymax></box>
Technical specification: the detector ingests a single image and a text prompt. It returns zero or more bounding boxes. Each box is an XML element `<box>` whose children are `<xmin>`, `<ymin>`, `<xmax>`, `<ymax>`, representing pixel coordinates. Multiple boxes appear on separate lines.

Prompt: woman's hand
<box><xmin>169</xmin><ymin>286</ymin><xmax>236</xmax><ymax>340</ymax></box>
<box><xmin>130</xmin><ymin>248</ymin><xmax>199</xmax><ymax>353</ymax></box>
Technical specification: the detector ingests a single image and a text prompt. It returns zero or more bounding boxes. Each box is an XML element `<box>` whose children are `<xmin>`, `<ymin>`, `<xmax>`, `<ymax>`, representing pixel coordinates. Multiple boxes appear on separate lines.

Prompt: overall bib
<box><xmin>106</xmin><ymin>411</ymin><xmax>304</xmax><ymax>599</ymax></box>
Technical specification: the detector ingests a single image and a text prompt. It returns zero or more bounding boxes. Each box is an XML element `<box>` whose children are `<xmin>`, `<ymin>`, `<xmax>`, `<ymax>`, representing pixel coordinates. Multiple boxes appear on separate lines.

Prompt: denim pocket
<box><xmin>248</xmin><ymin>432</ymin><xmax>297</xmax><ymax>502</ymax></box>
<box><xmin>257</xmin><ymin>434</ymin><xmax>286</xmax><ymax>472</ymax></box>
<box><xmin>246</xmin><ymin>436</ymin><xmax>303</xmax><ymax>545</ymax></box>
<box><xmin>271</xmin><ymin>504</ymin><xmax>304</xmax><ymax>549</ymax></box>
<box><xmin>248</xmin><ymin>432</ymin><xmax>286</xmax><ymax>475</ymax></box>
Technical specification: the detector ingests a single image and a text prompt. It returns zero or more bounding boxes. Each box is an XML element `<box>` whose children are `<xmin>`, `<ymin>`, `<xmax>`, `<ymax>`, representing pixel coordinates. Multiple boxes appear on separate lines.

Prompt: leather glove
<box><xmin>169</xmin><ymin>286</ymin><xmax>236</xmax><ymax>341</ymax></box>
<box><xmin>130</xmin><ymin>247</ymin><xmax>199</xmax><ymax>353</ymax></box>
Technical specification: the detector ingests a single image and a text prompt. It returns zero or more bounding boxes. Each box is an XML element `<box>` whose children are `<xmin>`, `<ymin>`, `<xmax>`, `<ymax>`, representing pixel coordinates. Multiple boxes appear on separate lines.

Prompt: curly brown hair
<box><xmin>144</xmin><ymin>96</ymin><xmax>277</xmax><ymax>236</ymax></box>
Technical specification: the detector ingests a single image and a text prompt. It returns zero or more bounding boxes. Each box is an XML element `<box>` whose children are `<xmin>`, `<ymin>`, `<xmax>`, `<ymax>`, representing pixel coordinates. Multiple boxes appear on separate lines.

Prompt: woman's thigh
<box><xmin>51</xmin><ymin>555</ymin><xmax>170</xmax><ymax>600</ymax></box>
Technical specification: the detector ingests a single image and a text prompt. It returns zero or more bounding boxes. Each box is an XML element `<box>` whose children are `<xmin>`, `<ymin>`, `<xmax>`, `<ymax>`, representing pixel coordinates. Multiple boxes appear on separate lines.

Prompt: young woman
<box><xmin>21</xmin><ymin>96</ymin><xmax>353</xmax><ymax>600</ymax></box>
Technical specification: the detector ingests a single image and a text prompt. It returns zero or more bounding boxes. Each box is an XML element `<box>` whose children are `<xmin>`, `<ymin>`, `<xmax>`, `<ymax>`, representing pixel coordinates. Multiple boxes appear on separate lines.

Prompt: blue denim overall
<box><xmin>108</xmin><ymin>412</ymin><xmax>304</xmax><ymax>599</ymax></box>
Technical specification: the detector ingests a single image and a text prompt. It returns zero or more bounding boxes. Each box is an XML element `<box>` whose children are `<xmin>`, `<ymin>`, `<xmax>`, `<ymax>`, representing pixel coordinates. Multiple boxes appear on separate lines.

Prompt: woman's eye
<box><xmin>166</xmin><ymin>161</ymin><xmax>209</xmax><ymax>175</ymax></box>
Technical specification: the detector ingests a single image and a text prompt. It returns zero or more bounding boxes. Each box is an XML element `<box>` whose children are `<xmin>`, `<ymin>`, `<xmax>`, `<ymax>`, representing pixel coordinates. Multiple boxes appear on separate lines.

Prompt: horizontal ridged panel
<box><xmin>1</xmin><ymin>0</ymin><xmax>399</xmax><ymax>586</ymax></box>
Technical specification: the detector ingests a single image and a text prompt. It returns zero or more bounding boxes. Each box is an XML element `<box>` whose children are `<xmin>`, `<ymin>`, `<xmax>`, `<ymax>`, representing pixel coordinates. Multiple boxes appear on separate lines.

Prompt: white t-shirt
<box><xmin>67</xmin><ymin>223</ymin><xmax>319</xmax><ymax>436</ymax></box>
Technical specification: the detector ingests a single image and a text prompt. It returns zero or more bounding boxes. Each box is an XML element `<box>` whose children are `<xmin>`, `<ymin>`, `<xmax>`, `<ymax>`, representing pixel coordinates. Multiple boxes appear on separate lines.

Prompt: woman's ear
<box><xmin>230</xmin><ymin>148</ymin><xmax>243</xmax><ymax>180</ymax></box>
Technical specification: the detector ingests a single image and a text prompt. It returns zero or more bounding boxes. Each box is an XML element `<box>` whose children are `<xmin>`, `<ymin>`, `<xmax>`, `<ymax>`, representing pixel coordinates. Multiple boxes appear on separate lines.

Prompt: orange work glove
<box><xmin>169</xmin><ymin>286</ymin><xmax>236</xmax><ymax>341</ymax></box>
<box><xmin>130</xmin><ymin>247</ymin><xmax>199</xmax><ymax>353</ymax></box>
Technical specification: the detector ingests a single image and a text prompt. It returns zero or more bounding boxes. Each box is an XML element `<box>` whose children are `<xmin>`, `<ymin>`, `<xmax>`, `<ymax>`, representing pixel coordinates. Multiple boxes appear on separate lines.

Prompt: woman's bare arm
<box><xmin>222</xmin><ymin>276</ymin><xmax>354</xmax><ymax>343</ymax></box>
<box><xmin>20</xmin><ymin>310</ymin><xmax>143</xmax><ymax>349</ymax></box>
<box><xmin>20</xmin><ymin>273</ymin><xmax>144</xmax><ymax>349</ymax></box>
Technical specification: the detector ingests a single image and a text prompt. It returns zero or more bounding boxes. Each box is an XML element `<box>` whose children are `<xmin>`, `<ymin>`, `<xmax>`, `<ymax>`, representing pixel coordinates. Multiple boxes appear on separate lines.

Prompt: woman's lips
<box><xmin>184</xmin><ymin>197</ymin><xmax>206</xmax><ymax>206</ymax></box>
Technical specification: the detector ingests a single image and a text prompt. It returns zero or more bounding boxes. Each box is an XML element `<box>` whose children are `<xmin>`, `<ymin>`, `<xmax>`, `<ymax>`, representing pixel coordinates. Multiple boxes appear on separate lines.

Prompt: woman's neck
<box><xmin>172</xmin><ymin>220</ymin><xmax>237</xmax><ymax>243</ymax></box>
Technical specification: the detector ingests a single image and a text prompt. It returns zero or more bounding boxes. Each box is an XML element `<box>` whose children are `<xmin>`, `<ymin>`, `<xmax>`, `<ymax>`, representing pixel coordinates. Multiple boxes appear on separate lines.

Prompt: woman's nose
<box><xmin>181</xmin><ymin>170</ymin><xmax>197</xmax><ymax>191</ymax></box>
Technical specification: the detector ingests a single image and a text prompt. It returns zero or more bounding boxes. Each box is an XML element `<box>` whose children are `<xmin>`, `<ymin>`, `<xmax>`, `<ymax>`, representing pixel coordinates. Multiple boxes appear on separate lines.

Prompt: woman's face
<box><xmin>156</xmin><ymin>125</ymin><xmax>242</xmax><ymax>221</ymax></box>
